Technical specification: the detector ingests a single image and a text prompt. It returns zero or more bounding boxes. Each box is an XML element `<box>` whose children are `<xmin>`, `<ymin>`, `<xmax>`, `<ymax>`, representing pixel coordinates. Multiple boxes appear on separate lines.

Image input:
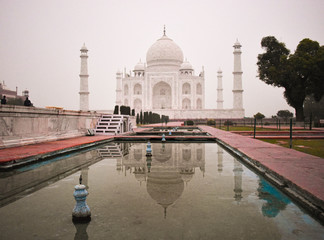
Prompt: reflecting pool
<box><xmin>0</xmin><ymin>142</ymin><xmax>323</xmax><ymax>240</ymax></box>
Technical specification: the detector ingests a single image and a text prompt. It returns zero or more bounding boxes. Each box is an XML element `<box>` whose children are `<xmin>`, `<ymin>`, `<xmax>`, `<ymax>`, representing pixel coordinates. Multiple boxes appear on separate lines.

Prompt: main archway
<box><xmin>134</xmin><ymin>98</ymin><xmax>142</xmax><ymax>113</ymax></box>
<box><xmin>152</xmin><ymin>81</ymin><xmax>172</xmax><ymax>109</ymax></box>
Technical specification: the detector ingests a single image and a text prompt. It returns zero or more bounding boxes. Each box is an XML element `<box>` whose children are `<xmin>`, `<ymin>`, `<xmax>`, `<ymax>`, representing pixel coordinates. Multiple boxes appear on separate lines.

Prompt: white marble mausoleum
<box><xmin>114</xmin><ymin>30</ymin><xmax>245</xmax><ymax>119</ymax></box>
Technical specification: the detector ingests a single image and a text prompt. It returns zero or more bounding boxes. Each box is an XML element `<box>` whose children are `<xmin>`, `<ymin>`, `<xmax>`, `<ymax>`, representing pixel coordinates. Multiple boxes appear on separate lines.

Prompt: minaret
<box><xmin>232</xmin><ymin>39</ymin><xmax>243</xmax><ymax>109</ymax></box>
<box><xmin>79</xmin><ymin>44</ymin><xmax>89</xmax><ymax>111</ymax></box>
<box><xmin>217</xmin><ymin>68</ymin><xmax>223</xmax><ymax>109</ymax></box>
<box><xmin>115</xmin><ymin>70</ymin><xmax>122</xmax><ymax>106</ymax></box>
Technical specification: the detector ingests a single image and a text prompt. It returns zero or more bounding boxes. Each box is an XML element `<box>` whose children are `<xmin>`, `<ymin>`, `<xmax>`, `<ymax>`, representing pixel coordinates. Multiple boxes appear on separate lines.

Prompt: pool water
<box><xmin>0</xmin><ymin>142</ymin><xmax>323</xmax><ymax>240</ymax></box>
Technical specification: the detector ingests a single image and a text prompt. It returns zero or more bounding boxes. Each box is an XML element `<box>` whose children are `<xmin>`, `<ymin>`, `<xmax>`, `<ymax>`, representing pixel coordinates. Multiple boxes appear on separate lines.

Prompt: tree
<box><xmin>276</xmin><ymin>110</ymin><xmax>293</xmax><ymax>120</ymax></box>
<box><xmin>136</xmin><ymin>113</ymin><xmax>139</xmax><ymax>125</ymax></box>
<box><xmin>144</xmin><ymin>111</ymin><xmax>148</xmax><ymax>124</ymax></box>
<box><xmin>120</xmin><ymin>105</ymin><xmax>126</xmax><ymax>115</ymax></box>
<box><xmin>6</xmin><ymin>97</ymin><xmax>24</xmax><ymax>106</ymax></box>
<box><xmin>140</xmin><ymin>111</ymin><xmax>143</xmax><ymax>124</ymax></box>
<box><xmin>304</xmin><ymin>95</ymin><xmax>324</xmax><ymax>125</ymax></box>
<box><xmin>254</xmin><ymin>112</ymin><xmax>265</xmax><ymax>120</ymax></box>
<box><xmin>165</xmin><ymin>116</ymin><xmax>169</xmax><ymax>125</ymax></box>
<box><xmin>113</xmin><ymin>105</ymin><xmax>119</xmax><ymax>114</ymax></box>
<box><xmin>257</xmin><ymin>36</ymin><xmax>324</xmax><ymax>122</ymax></box>
<box><xmin>149</xmin><ymin>111</ymin><xmax>153</xmax><ymax>123</ymax></box>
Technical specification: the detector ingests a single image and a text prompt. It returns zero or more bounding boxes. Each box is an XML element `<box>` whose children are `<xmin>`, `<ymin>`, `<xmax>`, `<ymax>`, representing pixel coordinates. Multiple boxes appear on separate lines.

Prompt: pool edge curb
<box><xmin>216</xmin><ymin>138</ymin><xmax>324</xmax><ymax>225</ymax></box>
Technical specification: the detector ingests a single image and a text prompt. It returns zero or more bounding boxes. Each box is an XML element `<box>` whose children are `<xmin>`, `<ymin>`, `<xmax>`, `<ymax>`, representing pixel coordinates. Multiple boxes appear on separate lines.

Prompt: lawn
<box><xmin>217</xmin><ymin>126</ymin><xmax>286</xmax><ymax>131</ymax></box>
<box><xmin>261</xmin><ymin>139</ymin><xmax>324</xmax><ymax>158</ymax></box>
<box><xmin>216</xmin><ymin>125</ymin><xmax>312</xmax><ymax>132</ymax></box>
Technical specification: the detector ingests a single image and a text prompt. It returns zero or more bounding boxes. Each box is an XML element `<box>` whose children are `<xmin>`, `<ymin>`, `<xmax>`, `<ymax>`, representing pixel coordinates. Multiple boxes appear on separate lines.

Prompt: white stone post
<box><xmin>79</xmin><ymin>44</ymin><xmax>89</xmax><ymax>111</ymax></box>
<box><xmin>115</xmin><ymin>71</ymin><xmax>122</xmax><ymax>106</ymax></box>
<box><xmin>217</xmin><ymin>68</ymin><xmax>224</xmax><ymax>109</ymax></box>
<box><xmin>232</xmin><ymin>40</ymin><xmax>243</xmax><ymax>109</ymax></box>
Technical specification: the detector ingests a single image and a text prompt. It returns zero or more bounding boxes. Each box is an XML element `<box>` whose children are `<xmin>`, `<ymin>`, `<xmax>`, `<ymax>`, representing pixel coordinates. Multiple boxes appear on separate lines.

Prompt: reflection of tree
<box><xmin>257</xmin><ymin>178</ymin><xmax>291</xmax><ymax>218</ymax></box>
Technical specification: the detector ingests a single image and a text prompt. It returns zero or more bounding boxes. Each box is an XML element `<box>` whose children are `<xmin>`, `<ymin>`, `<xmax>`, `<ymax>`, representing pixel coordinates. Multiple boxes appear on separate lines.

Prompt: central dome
<box><xmin>146</xmin><ymin>35</ymin><xmax>184</xmax><ymax>68</ymax></box>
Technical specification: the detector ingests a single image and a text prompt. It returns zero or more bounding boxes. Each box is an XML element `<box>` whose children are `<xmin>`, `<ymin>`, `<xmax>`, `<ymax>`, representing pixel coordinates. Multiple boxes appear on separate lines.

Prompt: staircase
<box><xmin>97</xmin><ymin>143</ymin><xmax>123</xmax><ymax>158</ymax></box>
<box><xmin>94</xmin><ymin>114</ymin><xmax>132</xmax><ymax>135</ymax></box>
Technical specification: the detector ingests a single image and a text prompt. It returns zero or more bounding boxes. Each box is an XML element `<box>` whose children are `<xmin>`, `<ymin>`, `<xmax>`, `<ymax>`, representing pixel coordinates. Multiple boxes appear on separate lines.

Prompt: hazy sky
<box><xmin>1</xmin><ymin>0</ymin><xmax>323</xmax><ymax>117</ymax></box>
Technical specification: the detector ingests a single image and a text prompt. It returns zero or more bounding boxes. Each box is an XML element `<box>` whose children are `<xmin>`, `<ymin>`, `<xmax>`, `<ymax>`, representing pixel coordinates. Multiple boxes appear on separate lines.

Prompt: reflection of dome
<box><xmin>153</xmin><ymin>143</ymin><xmax>172</xmax><ymax>162</ymax></box>
<box><xmin>146</xmin><ymin>35</ymin><xmax>184</xmax><ymax>68</ymax></box>
<box><xmin>134</xmin><ymin>60</ymin><xmax>145</xmax><ymax>71</ymax></box>
<box><xmin>180</xmin><ymin>60</ymin><xmax>193</xmax><ymax>70</ymax></box>
<box><xmin>147</xmin><ymin>171</ymin><xmax>184</xmax><ymax>212</ymax></box>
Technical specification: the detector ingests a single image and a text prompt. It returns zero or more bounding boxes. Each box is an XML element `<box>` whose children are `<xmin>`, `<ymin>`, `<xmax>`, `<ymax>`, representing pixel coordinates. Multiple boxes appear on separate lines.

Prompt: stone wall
<box><xmin>151</xmin><ymin>108</ymin><xmax>245</xmax><ymax>119</ymax></box>
<box><xmin>0</xmin><ymin>105</ymin><xmax>100</xmax><ymax>149</ymax></box>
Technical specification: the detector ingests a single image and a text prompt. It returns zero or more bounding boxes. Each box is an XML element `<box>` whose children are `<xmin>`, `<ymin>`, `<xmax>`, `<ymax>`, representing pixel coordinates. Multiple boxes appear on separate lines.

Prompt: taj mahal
<box><xmin>80</xmin><ymin>28</ymin><xmax>245</xmax><ymax>119</ymax></box>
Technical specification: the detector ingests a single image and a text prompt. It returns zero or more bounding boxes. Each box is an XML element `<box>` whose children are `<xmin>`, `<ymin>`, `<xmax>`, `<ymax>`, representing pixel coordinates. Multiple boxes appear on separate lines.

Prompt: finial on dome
<box><xmin>163</xmin><ymin>25</ymin><xmax>166</xmax><ymax>36</ymax></box>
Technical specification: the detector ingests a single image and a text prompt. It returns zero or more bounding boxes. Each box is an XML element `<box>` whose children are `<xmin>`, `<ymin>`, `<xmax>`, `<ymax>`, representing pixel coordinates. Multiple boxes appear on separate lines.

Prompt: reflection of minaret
<box><xmin>217</xmin><ymin>145</ymin><xmax>223</xmax><ymax>173</ymax></box>
<box><xmin>233</xmin><ymin>159</ymin><xmax>243</xmax><ymax>202</ymax></box>
<box><xmin>217</xmin><ymin>68</ymin><xmax>224</xmax><ymax>109</ymax></box>
<box><xmin>116</xmin><ymin>158</ymin><xmax>123</xmax><ymax>174</ymax></box>
<box><xmin>233</xmin><ymin>39</ymin><xmax>243</xmax><ymax>110</ymax></box>
<box><xmin>81</xmin><ymin>167</ymin><xmax>89</xmax><ymax>190</ymax></box>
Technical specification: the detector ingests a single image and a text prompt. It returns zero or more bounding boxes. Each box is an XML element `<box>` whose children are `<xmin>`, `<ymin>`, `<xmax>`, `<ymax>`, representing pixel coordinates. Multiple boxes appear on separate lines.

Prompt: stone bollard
<box><xmin>162</xmin><ymin>134</ymin><xmax>166</xmax><ymax>142</ymax></box>
<box><xmin>72</xmin><ymin>175</ymin><xmax>91</xmax><ymax>223</ymax></box>
<box><xmin>146</xmin><ymin>155</ymin><xmax>152</xmax><ymax>173</ymax></box>
<box><xmin>146</xmin><ymin>141</ymin><xmax>152</xmax><ymax>156</ymax></box>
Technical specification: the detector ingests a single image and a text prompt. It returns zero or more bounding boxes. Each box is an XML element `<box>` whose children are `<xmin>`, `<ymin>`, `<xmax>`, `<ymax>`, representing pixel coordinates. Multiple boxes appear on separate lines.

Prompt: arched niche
<box><xmin>134</xmin><ymin>98</ymin><xmax>142</xmax><ymax>113</ymax></box>
<box><xmin>152</xmin><ymin>81</ymin><xmax>172</xmax><ymax>109</ymax></box>
<box><xmin>197</xmin><ymin>98</ymin><xmax>202</xmax><ymax>109</ymax></box>
<box><xmin>124</xmin><ymin>84</ymin><xmax>129</xmax><ymax>95</ymax></box>
<box><xmin>182</xmin><ymin>83</ymin><xmax>191</xmax><ymax>95</ymax></box>
<box><xmin>182</xmin><ymin>98</ymin><xmax>191</xmax><ymax>110</ymax></box>
<box><xmin>134</xmin><ymin>83</ymin><xmax>142</xmax><ymax>95</ymax></box>
<box><xmin>196</xmin><ymin>83</ymin><xmax>202</xmax><ymax>95</ymax></box>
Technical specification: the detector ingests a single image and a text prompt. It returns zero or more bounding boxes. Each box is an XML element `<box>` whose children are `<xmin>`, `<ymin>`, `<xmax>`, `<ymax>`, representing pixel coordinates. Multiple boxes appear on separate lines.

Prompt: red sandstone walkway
<box><xmin>0</xmin><ymin>135</ymin><xmax>113</xmax><ymax>163</ymax></box>
<box><xmin>199</xmin><ymin>125</ymin><xmax>324</xmax><ymax>211</ymax></box>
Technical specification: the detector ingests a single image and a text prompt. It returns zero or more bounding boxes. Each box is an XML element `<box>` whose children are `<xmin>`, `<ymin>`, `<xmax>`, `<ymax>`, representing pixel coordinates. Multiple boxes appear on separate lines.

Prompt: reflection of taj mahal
<box><xmin>115</xmin><ymin>28</ymin><xmax>245</xmax><ymax>119</ymax></box>
<box><xmin>98</xmin><ymin>142</ymin><xmax>206</xmax><ymax>217</ymax></box>
<box><xmin>97</xmin><ymin>142</ymin><xmax>245</xmax><ymax>217</ymax></box>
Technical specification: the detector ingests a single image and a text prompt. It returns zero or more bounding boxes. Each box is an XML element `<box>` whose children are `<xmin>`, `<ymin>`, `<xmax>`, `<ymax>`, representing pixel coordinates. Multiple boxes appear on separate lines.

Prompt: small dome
<box><xmin>146</xmin><ymin>35</ymin><xmax>183</xmax><ymax>68</ymax></box>
<box><xmin>180</xmin><ymin>60</ymin><xmax>193</xmax><ymax>70</ymax></box>
<box><xmin>180</xmin><ymin>169</ymin><xmax>194</xmax><ymax>183</ymax></box>
<box><xmin>134</xmin><ymin>172</ymin><xmax>146</xmax><ymax>183</ymax></box>
<box><xmin>134</xmin><ymin>60</ymin><xmax>145</xmax><ymax>71</ymax></box>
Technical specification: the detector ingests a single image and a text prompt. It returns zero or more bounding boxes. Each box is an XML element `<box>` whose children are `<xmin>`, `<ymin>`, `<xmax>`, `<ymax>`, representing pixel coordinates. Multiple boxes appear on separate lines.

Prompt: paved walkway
<box><xmin>0</xmin><ymin>135</ymin><xmax>113</xmax><ymax>164</ymax></box>
<box><xmin>199</xmin><ymin>125</ymin><xmax>324</xmax><ymax>213</ymax></box>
